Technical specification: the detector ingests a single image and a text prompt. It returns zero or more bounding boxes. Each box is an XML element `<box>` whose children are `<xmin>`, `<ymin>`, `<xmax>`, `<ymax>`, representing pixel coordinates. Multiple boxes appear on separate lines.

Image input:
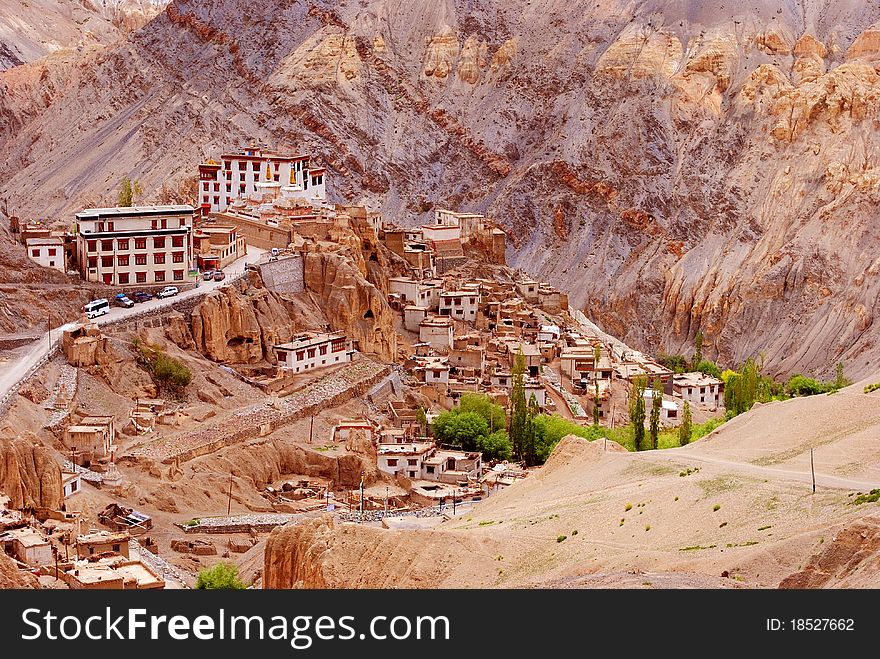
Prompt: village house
<box><xmin>273</xmin><ymin>332</ymin><xmax>354</xmax><ymax>373</ymax></box>
<box><xmin>642</xmin><ymin>389</ymin><xmax>679</xmax><ymax>425</ymax></box>
<box><xmin>415</xmin><ymin>356</ymin><xmax>450</xmax><ymax>387</ymax></box>
<box><xmin>377</xmin><ymin>442</ymin><xmax>435</xmax><ymax>480</ymax></box>
<box><xmin>524</xmin><ymin>379</ymin><xmax>548</xmax><ymax>410</ymax></box>
<box><xmin>438</xmin><ymin>290</ymin><xmax>479</xmax><ymax>322</ymax></box>
<box><xmin>75</xmin><ymin>205</ymin><xmax>195</xmax><ymax>287</ymax></box>
<box><xmin>537</xmin><ymin>283</ymin><xmax>569</xmax><ymax>313</ymax></box>
<box><xmin>62</xmin><ymin>470</ymin><xmax>82</xmax><ymax>499</ymax></box>
<box><xmin>515</xmin><ymin>278</ymin><xmax>540</xmax><ymax>303</ymax></box>
<box><xmin>507</xmin><ymin>342</ymin><xmax>541</xmax><ymax>376</ymax></box>
<box><xmin>332</xmin><ymin>420</ymin><xmax>375</xmax><ymax>449</ymax></box>
<box><xmin>76</xmin><ymin>530</ymin><xmax>131</xmax><ymax>559</ymax></box>
<box><xmin>0</xmin><ymin>526</ymin><xmax>53</xmax><ymax>567</ymax></box>
<box><xmin>403</xmin><ymin>305</ymin><xmax>430</xmax><ymax>332</ymax></box>
<box><xmin>448</xmin><ymin>346</ymin><xmax>485</xmax><ymax>376</ymax></box>
<box><xmin>26</xmin><ymin>236</ymin><xmax>67</xmax><ymax>272</ymax></box>
<box><xmin>63</xmin><ymin>415</ymin><xmax>115</xmax><ymax>466</ymax></box>
<box><xmin>192</xmin><ymin>224</ymin><xmax>247</xmax><ymax>270</ymax></box>
<box><xmin>379</xmin><ymin>428</ymin><xmax>409</xmax><ymax>445</ymax></box>
<box><xmin>419</xmin><ymin>316</ymin><xmax>454</xmax><ymax>352</ymax></box>
<box><xmin>618</xmin><ymin>358</ymin><xmax>674</xmax><ymax>391</ymax></box>
<box><xmin>422</xmin><ymin>449</ymin><xmax>482</xmax><ymax>484</ymax></box>
<box><xmin>387</xmin><ymin>401</ymin><xmax>420</xmax><ymax>430</ymax></box>
<box><xmin>673</xmin><ymin>372</ymin><xmax>725</xmax><ymax>408</ymax></box>
<box><xmin>64</xmin><ymin>557</ymin><xmax>164</xmax><ymax>590</ymax></box>
<box><xmin>197</xmin><ymin>146</ymin><xmax>326</xmax><ymax>214</ymax></box>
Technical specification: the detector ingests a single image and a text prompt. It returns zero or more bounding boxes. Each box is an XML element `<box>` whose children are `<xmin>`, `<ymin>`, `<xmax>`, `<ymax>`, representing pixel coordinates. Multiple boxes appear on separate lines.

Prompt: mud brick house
<box><xmin>273</xmin><ymin>332</ymin><xmax>354</xmax><ymax>373</ymax></box>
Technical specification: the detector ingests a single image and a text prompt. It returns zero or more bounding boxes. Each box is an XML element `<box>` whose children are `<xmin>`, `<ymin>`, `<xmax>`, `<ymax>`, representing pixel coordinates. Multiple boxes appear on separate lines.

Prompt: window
<box><xmin>112</xmin><ymin>544</ymin><xmax>120</xmax><ymax>553</ymax></box>
<box><xmin>239</xmin><ymin>184</ymin><xmax>246</xmax><ymax>193</ymax></box>
<box><xmin>88</xmin><ymin>256</ymin><xmax>97</xmax><ymax>268</ymax></box>
<box><xmin>101</xmin><ymin>240</ymin><xmax>113</xmax><ymax>251</ymax></box>
<box><xmin>238</xmin><ymin>161</ymin><xmax>246</xmax><ymax>170</ymax></box>
<box><xmin>49</xmin><ymin>260</ymin><xmax>55</xmax><ymax>267</ymax></box>
<box><xmin>173</xmin><ymin>270</ymin><xmax>184</xmax><ymax>281</ymax></box>
<box><xmin>151</xmin><ymin>219</ymin><xmax>158</xmax><ymax>230</ymax></box>
<box><xmin>278</xmin><ymin>351</ymin><xmax>287</xmax><ymax>362</ymax></box>
<box><xmin>135</xmin><ymin>254</ymin><xmax>147</xmax><ymax>266</ymax></box>
<box><xmin>307</xmin><ymin>348</ymin><xmax>316</xmax><ymax>359</ymax></box>
<box><xmin>154</xmin><ymin>271</ymin><xmax>165</xmax><ymax>282</ymax></box>
<box><xmin>154</xmin><ymin>253</ymin><xmax>165</xmax><ymax>264</ymax></box>
<box><xmin>161</xmin><ymin>218</ymin><xmax>168</xmax><ymax>229</ymax></box>
<box><xmin>107</xmin><ymin>222</ymin><xmax>114</xmax><ymax>232</ymax></box>
<box><xmin>213</xmin><ymin>183</ymin><xmax>219</xmax><ymax>192</ymax></box>
<box><xmin>87</xmin><ymin>240</ymin><xmax>97</xmax><ymax>253</ymax></box>
<box><xmin>296</xmin><ymin>351</ymin><xmax>305</xmax><ymax>362</ymax></box>
<box><xmin>226</xmin><ymin>184</ymin><xmax>231</xmax><ymax>192</ymax></box>
<box><xmin>135</xmin><ymin>238</ymin><xmax>147</xmax><ymax>250</ymax></box>
<box><xmin>102</xmin><ymin>273</ymin><xmax>112</xmax><ymax>285</ymax></box>
<box><xmin>172</xmin><ymin>252</ymin><xmax>184</xmax><ymax>263</ymax></box>
<box><xmin>252</xmin><ymin>161</ymin><xmax>259</xmax><ymax>171</ymax></box>
<box><xmin>101</xmin><ymin>256</ymin><xmax>113</xmax><ymax>267</ymax></box>
<box><xmin>31</xmin><ymin>249</ymin><xmax>39</xmax><ymax>257</ymax></box>
<box><xmin>203</xmin><ymin>182</ymin><xmax>209</xmax><ymax>191</ymax></box>
<box><xmin>97</xmin><ymin>222</ymin><xmax>104</xmax><ymax>232</ymax></box>
<box><xmin>319</xmin><ymin>344</ymin><xmax>328</xmax><ymax>356</ymax></box>
<box><xmin>213</xmin><ymin>196</ymin><xmax>219</xmax><ymax>205</ymax></box>
<box><xmin>154</xmin><ymin>237</ymin><xmax>165</xmax><ymax>249</ymax></box>
<box><xmin>223</xmin><ymin>160</ymin><xmax>230</xmax><ymax>170</ymax></box>
<box><xmin>118</xmin><ymin>255</ymin><xmax>129</xmax><ymax>266</ymax></box>
<box><xmin>426</xmin><ymin>466</ymin><xmax>435</xmax><ymax>474</ymax></box>
<box><xmin>136</xmin><ymin>272</ymin><xmax>146</xmax><ymax>283</ymax></box>
<box><xmin>172</xmin><ymin>235</ymin><xmax>184</xmax><ymax>247</ymax></box>
<box><xmin>387</xmin><ymin>459</ymin><xmax>398</xmax><ymax>467</ymax></box>
<box><xmin>48</xmin><ymin>248</ymin><xmax>57</xmax><ymax>256</ymax></box>
<box><xmin>119</xmin><ymin>272</ymin><xmax>129</xmax><ymax>284</ymax></box>
<box><xmin>408</xmin><ymin>459</ymin><xmax>417</xmax><ymax>466</ymax></box>
<box><xmin>117</xmin><ymin>239</ymin><xmax>128</xmax><ymax>250</ymax></box>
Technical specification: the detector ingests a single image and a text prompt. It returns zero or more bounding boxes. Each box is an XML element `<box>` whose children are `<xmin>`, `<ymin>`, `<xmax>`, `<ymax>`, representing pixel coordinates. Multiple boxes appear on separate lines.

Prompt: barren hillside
<box><xmin>266</xmin><ymin>377</ymin><xmax>880</xmax><ymax>589</ymax></box>
<box><xmin>3</xmin><ymin>0</ymin><xmax>880</xmax><ymax>378</ymax></box>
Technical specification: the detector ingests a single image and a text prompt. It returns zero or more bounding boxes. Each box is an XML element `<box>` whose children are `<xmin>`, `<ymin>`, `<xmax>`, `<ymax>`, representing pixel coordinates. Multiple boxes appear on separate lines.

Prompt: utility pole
<box><xmin>226</xmin><ymin>474</ymin><xmax>234</xmax><ymax>515</ymax></box>
<box><xmin>384</xmin><ymin>486</ymin><xmax>388</xmax><ymax>515</ymax></box>
<box><xmin>309</xmin><ymin>414</ymin><xmax>314</xmax><ymax>444</ymax></box>
<box><xmin>810</xmin><ymin>448</ymin><xmax>816</xmax><ymax>494</ymax></box>
<box><xmin>453</xmin><ymin>488</ymin><xmax>457</xmax><ymax>515</ymax></box>
<box><xmin>48</xmin><ymin>312</ymin><xmax>52</xmax><ymax>353</ymax></box>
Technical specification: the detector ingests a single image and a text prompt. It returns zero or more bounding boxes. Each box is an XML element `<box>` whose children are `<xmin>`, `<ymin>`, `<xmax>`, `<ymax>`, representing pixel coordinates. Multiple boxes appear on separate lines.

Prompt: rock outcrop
<box><xmin>303</xmin><ymin>252</ymin><xmax>397</xmax><ymax>362</ymax></box>
<box><xmin>0</xmin><ymin>551</ymin><xmax>39</xmax><ymax>588</ymax></box>
<box><xmin>0</xmin><ymin>437</ymin><xmax>62</xmax><ymax>509</ymax></box>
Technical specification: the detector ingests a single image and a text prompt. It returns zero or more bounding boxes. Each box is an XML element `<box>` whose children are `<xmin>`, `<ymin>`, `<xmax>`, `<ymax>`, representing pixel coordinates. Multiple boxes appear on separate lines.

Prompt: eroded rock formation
<box><xmin>0</xmin><ymin>436</ymin><xmax>62</xmax><ymax>509</ymax></box>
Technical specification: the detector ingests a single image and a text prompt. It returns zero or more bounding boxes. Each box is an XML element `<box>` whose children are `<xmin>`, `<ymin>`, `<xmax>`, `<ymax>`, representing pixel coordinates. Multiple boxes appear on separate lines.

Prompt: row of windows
<box><xmin>87</xmin><ymin>236</ymin><xmax>184</xmax><ymax>252</ymax></box>
<box><xmin>385</xmin><ymin>458</ymin><xmax>420</xmax><ymax>467</ymax></box>
<box><xmin>101</xmin><ymin>270</ymin><xmax>184</xmax><ymax>285</ymax></box>
<box><xmin>91</xmin><ymin>218</ymin><xmax>184</xmax><ymax>232</ymax></box>
<box><xmin>31</xmin><ymin>248</ymin><xmax>58</xmax><ymax>257</ymax></box>
<box><xmin>87</xmin><ymin>252</ymin><xmax>185</xmax><ymax>268</ymax></box>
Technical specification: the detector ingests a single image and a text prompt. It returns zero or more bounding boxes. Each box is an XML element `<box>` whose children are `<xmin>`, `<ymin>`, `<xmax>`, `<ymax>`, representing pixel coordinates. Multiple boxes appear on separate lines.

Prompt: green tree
<box><xmin>630</xmin><ymin>377</ymin><xmax>647</xmax><ymax>451</ymax></box>
<box><xmin>785</xmin><ymin>374</ymin><xmax>825</xmax><ymax>396</ymax></box>
<box><xmin>152</xmin><ymin>352</ymin><xmax>193</xmax><ymax>389</ymax></box>
<box><xmin>692</xmin><ymin>359</ymin><xmax>721</xmax><ymax>379</ymax></box>
<box><xmin>195</xmin><ymin>563</ymin><xmax>245</xmax><ymax>589</ymax></box>
<box><xmin>521</xmin><ymin>394</ymin><xmax>541</xmax><ymax>467</ymax></box>
<box><xmin>657</xmin><ymin>352</ymin><xmax>688</xmax><ymax>373</ymax></box>
<box><xmin>679</xmin><ymin>401</ymin><xmax>692</xmax><ymax>446</ymax></box>
<box><xmin>693</xmin><ymin>329</ymin><xmax>703</xmax><ymax>367</ymax></box>
<box><xmin>592</xmin><ymin>379</ymin><xmax>601</xmax><ymax>426</ymax></box>
<box><xmin>509</xmin><ymin>349</ymin><xmax>528</xmax><ymax>460</ymax></box>
<box><xmin>117</xmin><ymin>175</ymin><xmax>143</xmax><ymax>207</ymax></box>
<box><xmin>431</xmin><ymin>411</ymin><xmax>489</xmax><ymax>452</ymax></box>
<box><xmin>415</xmin><ymin>407</ymin><xmax>427</xmax><ymax>436</ymax></box>
<box><xmin>833</xmin><ymin>362</ymin><xmax>851</xmax><ymax>391</ymax></box>
<box><xmin>476</xmin><ymin>430</ymin><xmax>512</xmax><ymax>461</ymax></box>
<box><xmin>458</xmin><ymin>392</ymin><xmax>505</xmax><ymax>432</ymax></box>
<box><xmin>649</xmin><ymin>377</ymin><xmax>662</xmax><ymax>450</ymax></box>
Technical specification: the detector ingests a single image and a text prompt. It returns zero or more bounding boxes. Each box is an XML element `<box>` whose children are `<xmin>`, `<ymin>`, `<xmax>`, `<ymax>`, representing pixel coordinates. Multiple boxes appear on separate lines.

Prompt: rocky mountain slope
<box><xmin>3</xmin><ymin>0</ymin><xmax>880</xmax><ymax>377</ymax></box>
<box><xmin>0</xmin><ymin>0</ymin><xmax>166</xmax><ymax>69</ymax></box>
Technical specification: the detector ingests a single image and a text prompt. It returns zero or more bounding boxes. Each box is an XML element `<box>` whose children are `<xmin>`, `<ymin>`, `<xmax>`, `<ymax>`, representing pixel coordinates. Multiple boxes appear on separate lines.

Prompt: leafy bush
<box><xmin>713</xmin><ymin>504</ymin><xmax>721</xmax><ymax>512</ymax></box>
<box><xmin>457</xmin><ymin>393</ymin><xmax>506</xmax><ymax>431</ymax></box>
<box><xmin>556</xmin><ymin>535</ymin><xmax>567</xmax><ymax>543</ymax></box>
<box><xmin>133</xmin><ymin>343</ymin><xmax>192</xmax><ymax>393</ymax></box>
<box><xmin>476</xmin><ymin>430</ymin><xmax>512</xmax><ymax>461</ymax></box>
<box><xmin>432</xmin><ymin>396</ymin><xmax>511</xmax><ymax>460</ymax></box>
<box><xmin>785</xmin><ymin>374</ymin><xmax>827</xmax><ymax>396</ymax></box>
<box><xmin>195</xmin><ymin>563</ymin><xmax>245</xmax><ymax>589</ymax></box>
<box><xmin>864</xmin><ymin>383</ymin><xmax>880</xmax><ymax>394</ymax></box>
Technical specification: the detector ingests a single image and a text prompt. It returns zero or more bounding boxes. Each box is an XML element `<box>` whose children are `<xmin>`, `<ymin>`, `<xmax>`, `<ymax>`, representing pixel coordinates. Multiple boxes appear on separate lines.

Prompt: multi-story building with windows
<box><xmin>197</xmin><ymin>146</ymin><xmax>327</xmax><ymax>214</ymax></box>
<box><xmin>273</xmin><ymin>332</ymin><xmax>354</xmax><ymax>374</ymax></box>
<box><xmin>75</xmin><ymin>206</ymin><xmax>195</xmax><ymax>287</ymax></box>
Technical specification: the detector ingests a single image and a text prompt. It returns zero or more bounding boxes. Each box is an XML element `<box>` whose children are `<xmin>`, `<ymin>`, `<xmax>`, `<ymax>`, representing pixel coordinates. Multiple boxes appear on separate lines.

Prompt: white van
<box><xmin>83</xmin><ymin>298</ymin><xmax>110</xmax><ymax>319</ymax></box>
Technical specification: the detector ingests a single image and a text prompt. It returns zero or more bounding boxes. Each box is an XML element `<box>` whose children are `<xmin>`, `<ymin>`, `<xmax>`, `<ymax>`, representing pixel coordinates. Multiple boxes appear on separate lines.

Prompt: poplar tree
<box><xmin>630</xmin><ymin>376</ymin><xmax>647</xmax><ymax>451</ymax></box>
<box><xmin>693</xmin><ymin>330</ymin><xmax>704</xmax><ymax>367</ymax></box>
<box><xmin>593</xmin><ymin>379</ymin><xmax>601</xmax><ymax>426</ymax></box>
<box><xmin>679</xmin><ymin>401</ymin><xmax>692</xmax><ymax>446</ymax></box>
<box><xmin>510</xmin><ymin>350</ymin><xmax>527</xmax><ymax>460</ymax></box>
<box><xmin>649</xmin><ymin>377</ymin><xmax>662</xmax><ymax>450</ymax></box>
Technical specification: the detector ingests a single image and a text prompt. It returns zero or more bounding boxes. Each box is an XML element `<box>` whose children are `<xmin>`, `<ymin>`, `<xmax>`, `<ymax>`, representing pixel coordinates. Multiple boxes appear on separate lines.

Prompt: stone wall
<box><xmin>259</xmin><ymin>256</ymin><xmax>305</xmax><ymax>294</ymax></box>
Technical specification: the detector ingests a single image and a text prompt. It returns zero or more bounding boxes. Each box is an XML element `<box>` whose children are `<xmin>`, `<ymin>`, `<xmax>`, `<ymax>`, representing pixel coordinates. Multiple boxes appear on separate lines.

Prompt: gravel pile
<box><xmin>336</xmin><ymin>508</ymin><xmax>443</xmax><ymax>523</ymax></box>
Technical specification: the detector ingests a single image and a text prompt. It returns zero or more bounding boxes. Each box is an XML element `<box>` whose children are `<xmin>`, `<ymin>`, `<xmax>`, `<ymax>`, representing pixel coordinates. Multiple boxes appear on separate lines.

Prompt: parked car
<box><xmin>114</xmin><ymin>293</ymin><xmax>134</xmax><ymax>309</ymax></box>
<box><xmin>213</xmin><ymin>270</ymin><xmax>225</xmax><ymax>281</ymax></box>
<box><xmin>132</xmin><ymin>291</ymin><xmax>153</xmax><ymax>303</ymax></box>
<box><xmin>156</xmin><ymin>286</ymin><xmax>179</xmax><ymax>299</ymax></box>
<box><xmin>202</xmin><ymin>270</ymin><xmax>215</xmax><ymax>280</ymax></box>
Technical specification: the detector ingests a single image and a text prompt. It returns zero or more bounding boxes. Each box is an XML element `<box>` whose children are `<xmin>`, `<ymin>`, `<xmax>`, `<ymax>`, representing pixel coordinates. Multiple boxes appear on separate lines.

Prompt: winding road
<box><xmin>0</xmin><ymin>245</ymin><xmax>265</xmax><ymax>405</ymax></box>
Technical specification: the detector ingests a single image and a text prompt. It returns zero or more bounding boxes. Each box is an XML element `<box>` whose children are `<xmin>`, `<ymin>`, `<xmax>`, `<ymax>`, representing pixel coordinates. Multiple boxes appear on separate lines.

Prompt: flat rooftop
<box><xmin>76</xmin><ymin>205</ymin><xmax>194</xmax><ymax>219</ymax></box>
<box><xmin>275</xmin><ymin>332</ymin><xmax>346</xmax><ymax>350</ymax></box>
